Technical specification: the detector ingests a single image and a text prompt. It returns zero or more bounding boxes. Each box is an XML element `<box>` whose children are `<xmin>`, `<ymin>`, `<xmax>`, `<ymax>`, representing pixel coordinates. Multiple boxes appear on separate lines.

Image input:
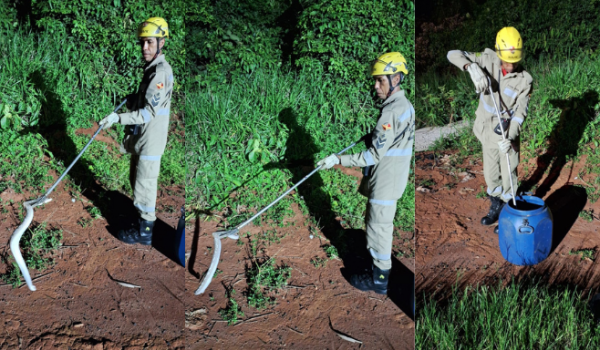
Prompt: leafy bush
<box><xmin>418</xmin><ymin>0</ymin><xmax>600</xmax><ymax>74</ymax></box>
<box><xmin>295</xmin><ymin>0</ymin><xmax>415</xmax><ymax>96</ymax></box>
<box><xmin>30</xmin><ymin>0</ymin><xmax>186</xmax><ymax>87</ymax></box>
<box><xmin>0</xmin><ymin>1</ymin><xmax>185</xmax><ymax>194</ymax></box>
<box><xmin>187</xmin><ymin>0</ymin><xmax>288</xmax><ymax>80</ymax></box>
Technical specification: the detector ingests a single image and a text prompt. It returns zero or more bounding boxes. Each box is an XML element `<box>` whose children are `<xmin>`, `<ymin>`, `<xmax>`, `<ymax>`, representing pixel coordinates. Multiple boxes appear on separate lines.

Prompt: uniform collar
<box><xmin>144</xmin><ymin>54</ymin><xmax>166</xmax><ymax>70</ymax></box>
<box><xmin>382</xmin><ymin>89</ymin><xmax>405</xmax><ymax>107</ymax></box>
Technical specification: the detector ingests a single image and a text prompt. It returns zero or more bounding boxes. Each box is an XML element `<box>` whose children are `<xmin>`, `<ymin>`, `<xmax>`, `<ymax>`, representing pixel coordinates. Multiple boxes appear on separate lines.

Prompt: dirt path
<box><xmin>0</xmin><ymin>180</ymin><xmax>185</xmax><ymax>349</ymax></box>
<box><xmin>415</xmin><ymin>150</ymin><xmax>600</xmax><ymax>300</ymax></box>
<box><xmin>185</xmin><ymin>167</ymin><xmax>415</xmax><ymax>349</ymax></box>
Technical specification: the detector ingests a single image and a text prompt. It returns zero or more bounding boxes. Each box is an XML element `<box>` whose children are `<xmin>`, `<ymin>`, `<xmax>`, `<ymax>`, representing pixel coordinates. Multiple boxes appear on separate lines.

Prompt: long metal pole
<box><xmin>195</xmin><ymin>139</ymin><xmax>361</xmax><ymax>295</ymax></box>
<box><xmin>235</xmin><ymin>141</ymin><xmax>359</xmax><ymax>231</ymax></box>
<box><xmin>34</xmin><ymin>99</ymin><xmax>127</xmax><ymax>205</ymax></box>
<box><xmin>487</xmin><ymin>76</ymin><xmax>517</xmax><ymax>207</ymax></box>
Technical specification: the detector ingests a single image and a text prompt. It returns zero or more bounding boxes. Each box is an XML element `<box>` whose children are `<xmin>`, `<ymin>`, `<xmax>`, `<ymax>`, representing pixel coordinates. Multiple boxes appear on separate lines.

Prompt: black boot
<box><xmin>481</xmin><ymin>196</ymin><xmax>505</xmax><ymax>226</ymax></box>
<box><xmin>118</xmin><ymin>219</ymin><xmax>154</xmax><ymax>245</ymax></box>
<box><xmin>494</xmin><ymin>225</ymin><xmax>499</xmax><ymax>234</ymax></box>
<box><xmin>350</xmin><ymin>265</ymin><xmax>390</xmax><ymax>295</ymax></box>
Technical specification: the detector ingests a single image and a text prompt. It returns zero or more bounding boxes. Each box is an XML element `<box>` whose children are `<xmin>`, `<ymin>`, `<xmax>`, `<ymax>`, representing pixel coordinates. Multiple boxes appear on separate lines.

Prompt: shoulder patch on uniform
<box><xmin>151</xmin><ymin>93</ymin><xmax>160</xmax><ymax>107</ymax></box>
<box><xmin>382</xmin><ymin>123</ymin><xmax>392</xmax><ymax>131</ymax></box>
<box><xmin>156</xmin><ymin>82</ymin><xmax>164</xmax><ymax>89</ymax></box>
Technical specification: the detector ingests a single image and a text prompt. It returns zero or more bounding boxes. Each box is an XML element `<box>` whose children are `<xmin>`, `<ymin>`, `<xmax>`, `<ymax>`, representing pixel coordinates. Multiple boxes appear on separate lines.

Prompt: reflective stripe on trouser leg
<box><xmin>500</xmin><ymin>148</ymin><xmax>519</xmax><ymax>203</ymax></box>
<box><xmin>365</xmin><ymin>200</ymin><xmax>398</xmax><ymax>270</ymax></box>
<box><xmin>482</xmin><ymin>145</ymin><xmax>503</xmax><ymax>199</ymax></box>
<box><xmin>133</xmin><ymin>156</ymin><xmax>161</xmax><ymax>222</ymax></box>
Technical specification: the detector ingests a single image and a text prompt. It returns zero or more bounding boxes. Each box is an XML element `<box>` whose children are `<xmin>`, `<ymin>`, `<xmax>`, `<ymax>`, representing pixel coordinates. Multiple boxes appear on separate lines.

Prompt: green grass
<box><xmin>310</xmin><ymin>256</ymin><xmax>327</xmax><ymax>268</ymax></box>
<box><xmin>218</xmin><ymin>289</ymin><xmax>245</xmax><ymax>326</ymax></box>
<box><xmin>246</xmin><ymin>258</ymin><xmax>292</xmax><ymax>310</ymax></box>
<box><xmin>569</xmin><ymin>249</ymin><xmax>596</xmax><ymax>261</ymax></box>
<box><xmin>417</xmin><ymin>280</ymin><xmax>600</xmax><ymax>349</ymax></box>
<box><xmin>0</xmin><ymin>28</ymin><xmax>184</xmax><ymax>196</ymax></box>
<box><xmin>1</xmin><ymin>223</ymin><xmax>63</xmax><ymax>288</ymax></box>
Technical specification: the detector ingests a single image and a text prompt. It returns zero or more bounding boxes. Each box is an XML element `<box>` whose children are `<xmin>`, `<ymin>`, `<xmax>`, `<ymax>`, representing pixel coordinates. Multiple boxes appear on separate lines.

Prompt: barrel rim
<box><xmin>503</xmin><ymin>195</ymin><xmax>547</xmax><ymax>216</ymax></box>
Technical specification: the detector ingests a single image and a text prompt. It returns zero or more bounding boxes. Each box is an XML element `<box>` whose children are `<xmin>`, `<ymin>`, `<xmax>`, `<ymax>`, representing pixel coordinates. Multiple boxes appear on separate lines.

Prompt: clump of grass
<box><xmin>246</xmin><ymin>258</ymin><xmax>291</xmax><ymax>310</ymax></box>
<box><xmin>475</xmin><ymin>186</ymin><xmax>487</xmax><ymax>199</ymax></box>
<box><xmin>579</xmin><ymin>209</ymin><xmax>595</xmax><ymax>222</ymax></box>
<box><xmin>570</xmin><ymin>248</ymin><xmax>596</xmax><ymax>261</ymax></box>
<box><xmin>324</xmin><ymin>245</ymin><xmax>339</xmax><ymax>260</ymax></box>
<box><xmin>417</xmin><ymin>279</ymin><xmax>600</xmax><ymax>349</ymax></box>
<box><xmin>310</xmin><ymin>257</ymin><xmax>327</xmax><ymax>268</ymax></box>
<box><xmin>419</xmin><ymin>178</ymin><xmax>436</xmax><ymax>187</ymax></box>
<box><xmin>219</xmin><ymin>289</ymin><xmax>244</xmax><ymax>326</ymax></box>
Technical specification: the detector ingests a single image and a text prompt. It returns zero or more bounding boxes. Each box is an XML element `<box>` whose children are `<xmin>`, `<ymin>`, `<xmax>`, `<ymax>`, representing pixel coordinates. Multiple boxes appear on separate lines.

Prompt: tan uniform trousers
<box><xmin>129</xmin><ymin>155</ymin><xmax>162</xmax><ymax>222</ymax></box>
<box><xmin>482</xmin><ymin>140</ymin><xmax>519</xmax><ymax>203</ymax></box>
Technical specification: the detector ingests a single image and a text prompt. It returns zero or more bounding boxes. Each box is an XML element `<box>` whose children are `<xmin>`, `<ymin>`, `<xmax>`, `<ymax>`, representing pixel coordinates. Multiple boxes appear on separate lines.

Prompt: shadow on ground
<box><xmin>279</xmin><ymin>107</ymin><xmax>413</xmax><ymax>317</ymax></box>
<box><xmin>521</xmin><ymin>91</ymin><xmax>598</xmax><ymax>197</ymax></box>
<box><xmin>545</xmin><ymin>185</ymin><xmax>588</xmax><ymax>252</ymax></box>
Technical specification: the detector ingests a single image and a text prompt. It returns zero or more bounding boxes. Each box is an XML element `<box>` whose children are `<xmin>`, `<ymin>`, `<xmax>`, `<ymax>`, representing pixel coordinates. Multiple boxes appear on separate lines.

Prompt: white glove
<box><xmin>316</xmin><ymin>154</ymin><xmax>340</xmax><ymax>170</ymax></box>
<box><xmin>99</xmin><ymin>112</ymin><xmax>119</xmax><ymax>129</ymax></box>
<box><xmin>498</xmin><ymin>139</ymin><xmax>511</xmax><ymax>154</ymax></box>
<box><xmin>466</xmin><ymin>63</ymin><xmax>489</xmax><ymax>93</ymax></box>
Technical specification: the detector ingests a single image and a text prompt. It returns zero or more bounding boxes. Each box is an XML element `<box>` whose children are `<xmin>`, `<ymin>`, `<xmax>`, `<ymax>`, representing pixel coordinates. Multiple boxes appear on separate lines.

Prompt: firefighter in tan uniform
<box><xmin>447</xmin><ymin>27</ymin><xmax>532</xmax><ymax>234</ymax></box>
<box><xmin>100</xmin><ymin>17</ymin><xmax>174</xmax><ymax>245</ymax></box>
<box><xmin>317</xmin><ymin>52</ymin><xmax>414</xmax><ymax>294</ymax></box>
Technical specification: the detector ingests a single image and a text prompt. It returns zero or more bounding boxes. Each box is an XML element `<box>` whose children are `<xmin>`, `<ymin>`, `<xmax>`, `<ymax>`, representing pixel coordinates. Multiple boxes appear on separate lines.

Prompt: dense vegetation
<box><xmin>0</xmin><ymin>0</ymin><xmax>185</xmax><ymax>197</ymax></box>
<box><xmin>186</xmin><ymin>0</ymin><xmax>415</xmax><ymax>230</ymax></box>
<box><xmin>417</xmin><ymin>279</ymin><xmax>600</xmax><ymax>349</ymax></box>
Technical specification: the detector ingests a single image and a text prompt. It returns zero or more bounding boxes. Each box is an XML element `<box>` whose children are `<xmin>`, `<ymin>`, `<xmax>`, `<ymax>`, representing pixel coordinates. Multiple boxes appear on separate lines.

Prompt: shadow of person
<box><xmin>521</xmin><ymin>91</ymin><xmax>598</xmax><ymax>198</ymax></box>
<box><xmin>275</xmin><ymin>0</ymin><xmax>303</xmax><ymax>66</ymax></box>
<box><xmin>28</xmin><ymin>70</ymin><xmax>177</xmax><ymax>262</ymax></box>
<box><xmin>545</xmin><ymin>184</ymin><xmax>587</xmax><ymax>252</ymax></box>
<box><xmin>277</xmin><ymin>108</ymin><xmax>351</xmax><ymax>256</ymax></box>
<box><xmin>388</xmin><ymin>257</ymin><xmax>415</xmax><ymax>320</ymax></box>
<box><xmin>278</xmin><ymin>108</ymin><xmax>411</xmax><ymax>312</ymax></box>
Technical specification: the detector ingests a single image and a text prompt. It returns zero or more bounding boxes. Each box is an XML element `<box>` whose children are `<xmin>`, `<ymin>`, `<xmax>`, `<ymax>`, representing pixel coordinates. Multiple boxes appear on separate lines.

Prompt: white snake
<box><xmin>9</xmin><ymin>197</ymin><xmax>52</xmax><ymax>291</ymax></box>
<box><xmin>195</xmin><ymin>230</ymin><xmax>239</xmax><ymax>295</ymax></box>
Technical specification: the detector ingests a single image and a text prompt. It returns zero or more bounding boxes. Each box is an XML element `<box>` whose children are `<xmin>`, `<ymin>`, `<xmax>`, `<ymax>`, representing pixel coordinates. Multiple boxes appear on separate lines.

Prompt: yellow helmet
<box><xmin>138</xmin><ymin>17</ymin><xmax>169</xmax><ymax>39</ymax></box>
<box><xmin>495</xmin><ymin>27</ymin><xmax>522</xmax><ymax>63</ymax></box>
<box><xmin>372</xmin><ymin>52</ymin><xmax>409</xmax><ymax>76</ymax></box>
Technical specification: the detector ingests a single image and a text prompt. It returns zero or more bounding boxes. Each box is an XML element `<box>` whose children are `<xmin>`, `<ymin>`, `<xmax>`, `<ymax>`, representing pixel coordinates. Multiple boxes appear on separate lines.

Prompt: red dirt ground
<box><xmin>185</xmin><ymin>165</ymin><xmax>415</xmax><ymax>349</ymax></box>
<box><xmin>0</xmin><ymin>173</ymin><xmax>185</xmax><ymax>347</ymax></box>
<box><xmin>415</xmin><ymin>150</ymin><xmax>600</xmax><ymax>300</ymax></box>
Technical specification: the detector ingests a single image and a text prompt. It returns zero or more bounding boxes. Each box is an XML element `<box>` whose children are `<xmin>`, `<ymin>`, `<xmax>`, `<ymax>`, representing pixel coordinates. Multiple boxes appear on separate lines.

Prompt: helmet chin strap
<box><xmin>386</xmin><ymin>73</ymin><xmax>404</xmax><ymax>98</ymax></box>
<box><xmin>151</xmin><ymin>38</ymin><xmax>163</xmax><ymax>61</ymax></box>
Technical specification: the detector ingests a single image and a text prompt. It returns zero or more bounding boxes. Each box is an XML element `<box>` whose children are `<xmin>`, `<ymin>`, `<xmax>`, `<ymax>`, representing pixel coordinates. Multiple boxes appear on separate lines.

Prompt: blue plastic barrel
<box><xmin>498</xmin><ymin>195</ymin><xmax>553</xmax><ymax>266</ymax></box>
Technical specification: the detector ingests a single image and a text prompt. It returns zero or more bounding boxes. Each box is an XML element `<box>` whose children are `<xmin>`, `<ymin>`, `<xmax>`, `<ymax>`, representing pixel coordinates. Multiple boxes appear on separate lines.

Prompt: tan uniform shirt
<box><xmin>340</xmin><ymin>90</ymin><xmax>414</xmax><ymax>202</ymax></box>
<box><xmin>119</xmin><ymin>54</ymin><xmax>174</xmax><ymax>157</ymax></box>
<box><xmin>447</xmin><ymin>48</ymin><xmax>532</xmax><ymax>145</ymax></box>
